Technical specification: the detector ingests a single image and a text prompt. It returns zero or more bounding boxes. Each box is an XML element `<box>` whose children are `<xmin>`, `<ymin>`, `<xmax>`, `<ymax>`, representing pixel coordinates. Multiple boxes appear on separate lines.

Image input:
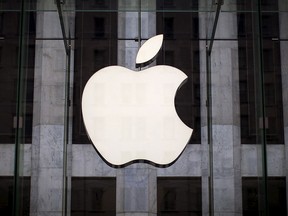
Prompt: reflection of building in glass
<box><xmin>0</xmin><ymin>4</ymin><xmax>35</xmax><ymax>144</ymax></box>
<box><xmin>0</xmin><ymin>0</ymin><xmax>287</xmax><ymax>215</ymax></box>
<box><xmin>238</xmin><ymin>0</ymin><xmax>284</xmax><ymax>144</ymax></box>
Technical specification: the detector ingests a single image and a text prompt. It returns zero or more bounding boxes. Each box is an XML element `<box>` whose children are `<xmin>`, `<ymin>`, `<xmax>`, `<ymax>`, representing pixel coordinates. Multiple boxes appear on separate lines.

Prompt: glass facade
<box><xmin>0</xmin><ymin>0</ymin><xmax>288</xmax><ymax>215</ymax></box>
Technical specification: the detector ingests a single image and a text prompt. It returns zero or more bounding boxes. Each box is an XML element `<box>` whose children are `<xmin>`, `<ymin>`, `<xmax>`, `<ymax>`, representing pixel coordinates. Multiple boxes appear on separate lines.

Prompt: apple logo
<box><xmin>82</xmin><ymin>34</ymin><xmax>193</xmax><ymax>167</ymax></box>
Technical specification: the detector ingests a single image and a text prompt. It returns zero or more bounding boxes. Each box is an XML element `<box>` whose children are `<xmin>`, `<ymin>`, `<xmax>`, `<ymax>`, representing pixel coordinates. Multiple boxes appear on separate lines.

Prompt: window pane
<box><xmin>71</xmin><ymin>177</ymin><xmax>116</xmax><ymax>216</ymax></box>
<box><xmin>242</xmin><ymin>177</ymin><xmax>287</xmax><ymax>216</ymax></box>
<box><xmin>0</xmin><ymin>177</ymin><xmax>31</xmax><ymax>216</ymax></box>
<box><xmin>238</xmin><ymin>2</ymin><xmax>284</xmax><ymax>144</ymax></box>
<box><xmin>157</xmin><ymin>177</ymin><xmax>202</xmax><ymax>215</ymax></box>
<box><xmin>72</xmin><ymin>9</ymin><xmax>118</xmax><ymax>144</ymax></box>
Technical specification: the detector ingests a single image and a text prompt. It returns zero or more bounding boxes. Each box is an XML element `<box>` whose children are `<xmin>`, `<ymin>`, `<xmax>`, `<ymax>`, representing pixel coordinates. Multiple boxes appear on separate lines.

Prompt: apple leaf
<box><xmin>136</xmin><ymin>34</ymin><xmax>163</xmax><ymax>67</ymax></box>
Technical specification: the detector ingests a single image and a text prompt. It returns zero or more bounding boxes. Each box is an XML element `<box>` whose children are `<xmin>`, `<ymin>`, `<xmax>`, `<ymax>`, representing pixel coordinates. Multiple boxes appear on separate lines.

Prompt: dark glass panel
<box><xmin>157</xmin><ymin>177</ymin><xmax>202</xmax><ymax>215</ymax></box>
<box><xmin>262</xmin><ymin>41</ymin><xmax>284</xmax><ymax>143</ymax></box>
<box><xmin>0</xmin><ymin>0</ymin><xmax>21</xmax><ymax>11</ymax></box>
<box><xmin>236</xmin><ymin>0</ymin><xmax>278</xmax><ymax>11</ymax></box>
<box><xmin>156</xmin><ymin>0</ymin><xmax>199</xmax><ymax>11</ymax></box>
<box><xmin>164</xmin><ymin>17</ymin><xmax>174</xmax><ymax>39</ymax></box>
<box><xmin>237</xmin><ymin>0</ymin><xmax>284</xmax><ymax>144</ymax></box>
<box><xmin>71</xmin><ymin>177</ymin><xmax>116</xmax><ymax>216</ymax></box>
<box><xmin>72</xmin><ymin>6</ymin><xmax>117</xmax><ymax>143</ymax></box>
<box><xmin>242</xmin><ymin>177</ymin><xmax>287</xmax><ymax>216</ymax></box>
<box><xmin>94</xmin><ymin>17</ymin><xmax>105</xmax><ymax>38</ymax></box>
<box><xmin>0</xmin><ymin>9</ymin><xmax>35</xmax><ymax>144</ymax></box>
<box><xmin>75</xmin><ymin>0</ymin><xmax>117</xmax><ymax>10</ymax></box>
<box><xmin>261</xmin><ymin>13</ymin><xmax>279</xmax><ymax>38</ymax></box>
<box><xmin>157</xmin><ymin>12</ymin><xmax>199</xmax><ymax>39</ymax></box>
<box><xmin>0</xmin><ymin>177</ymin><xmax>31</xmax><ymax>216</ymax></box>
<box><xmin>239</xmin><ymin>43</ymin><xmax>284</xmax><ymax>144</ymax></box>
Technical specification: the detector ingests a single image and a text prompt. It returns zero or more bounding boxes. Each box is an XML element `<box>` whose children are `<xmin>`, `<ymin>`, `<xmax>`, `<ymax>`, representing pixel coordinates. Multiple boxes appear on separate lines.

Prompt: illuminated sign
<box><xmin>82</xmin><ymin>35</ymin><xmax>193</xmax><ymax>166</ymax></box>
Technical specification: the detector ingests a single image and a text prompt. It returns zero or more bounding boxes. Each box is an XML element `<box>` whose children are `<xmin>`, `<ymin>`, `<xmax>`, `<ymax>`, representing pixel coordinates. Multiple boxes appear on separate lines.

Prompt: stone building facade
<box><xmin>0</xmin><ymin>0</ymin><xmax>287</xmax><ymax>216</ymax></box>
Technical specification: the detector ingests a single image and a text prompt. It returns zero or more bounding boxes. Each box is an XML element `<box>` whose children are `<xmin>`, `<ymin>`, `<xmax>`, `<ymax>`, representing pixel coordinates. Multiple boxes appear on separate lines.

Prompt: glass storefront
<box><xmin>0</xmin><ymin>0</ymin><xmax>288</xmax><ymax>215</ymax></box>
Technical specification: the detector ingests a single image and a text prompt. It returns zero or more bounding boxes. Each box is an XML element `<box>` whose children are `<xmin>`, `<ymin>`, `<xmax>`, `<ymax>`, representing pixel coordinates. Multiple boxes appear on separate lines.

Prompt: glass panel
<box><xmin>0</xmin><ymin>1</ymin><xmax>36</xmax><ymax>215</ymax></box>
<box><xmin>242</xmin><ymin>177</ymin><xmax>287</xmax><ymax>216</ymax></box>
<box><xmin>157</xmin><ymin>177</ymin><xmax>202</xmax><ymax>215</ymax></box>
<box><xmin>207</xmin><ymin>0</ymin><xmax>267</xmax><ymax>214</ymax></box>
<box><xmin>1</xmin><ymin>0</ymin><xmax>287</xmax><ymax>215</ymax></box>
<box><xmin>72</xmin><ymin>4</ymin><xmax>118</xmax><ymax>143</ymax></box>
<box><xmin>238</xmin><ymin>7</ymin><xmax>284</xmax><ymax>145</ymax></box>
<box><xmin>208</xmin><ymin>0</ymin><xmax>288</xmax><ymax>215</ymax></box>
<box><xmin>0</xmin><ymin>177</ymin><xmax>30</xmax><ymax>216</ymax></box>
<box><xmin>71</xmin><ymin>177</ymin><xmax>116</xmax><ymax>215</ymax></box>
<box><xmin>0</xmin><ymin>10</ymin><xmax>26</xmax><ymax>143</ymax></box>
<box><xmin>0</xmin><ymin>0</ymin><xmax>69</xmax><ymax>215</ymax></box>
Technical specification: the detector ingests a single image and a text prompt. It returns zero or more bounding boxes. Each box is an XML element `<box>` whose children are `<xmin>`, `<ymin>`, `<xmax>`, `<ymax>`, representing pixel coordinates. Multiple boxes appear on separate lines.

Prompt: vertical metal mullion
<box><xmin>206</xmin><ymin>48</ymin><xmax>214</xmax><ymax>216</ymax></box>
<box><xmin>56</xmin><ymin>1</ymin><xmax>70</xmax><ymax>215</ymax></box>
<box><xmin>13</xmin><ymin>0</ymin><xmax>27</xmax><ymax>215</ymax></box>
<box><xmin>256</xmin><ymin>0</ymin><xmax>268</xmax><ymax>214</ymax></box>
<box><xmin>207</xmin><ymin>0</ymin><xmax>223</xmax><ymax>55</ymax></box>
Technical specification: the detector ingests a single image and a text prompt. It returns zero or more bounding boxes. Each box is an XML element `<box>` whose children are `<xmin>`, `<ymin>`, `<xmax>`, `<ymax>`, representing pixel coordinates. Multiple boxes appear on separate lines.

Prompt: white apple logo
<box><xmin>82</xmin><ymin>34</ymin><xmax>193</xmax><ymax>167</ymax></box>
